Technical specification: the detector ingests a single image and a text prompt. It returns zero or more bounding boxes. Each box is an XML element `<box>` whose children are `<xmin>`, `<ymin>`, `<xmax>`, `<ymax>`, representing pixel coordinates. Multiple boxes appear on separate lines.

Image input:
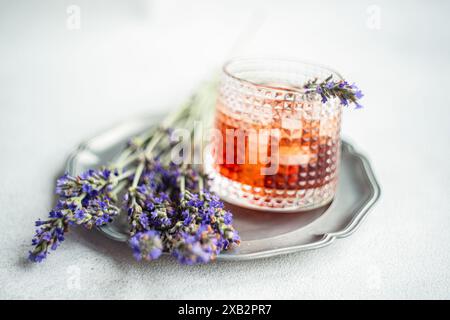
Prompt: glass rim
<box><xmin>222</xmin><ymin>56</ymin><xmax>344</xmax><ymax>94</ymax></box>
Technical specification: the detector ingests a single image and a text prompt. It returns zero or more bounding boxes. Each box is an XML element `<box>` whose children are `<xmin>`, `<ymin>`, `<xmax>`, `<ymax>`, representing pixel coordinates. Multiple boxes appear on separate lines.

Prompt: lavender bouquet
<box><xmin>28</xmin><ymin>82</ymin><xmax>240</xmax><ymax>264</ymax></box>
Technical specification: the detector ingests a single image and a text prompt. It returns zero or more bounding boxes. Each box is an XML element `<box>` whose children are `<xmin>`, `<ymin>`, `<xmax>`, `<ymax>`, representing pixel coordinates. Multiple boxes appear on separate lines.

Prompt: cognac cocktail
<box><xmin>208</xmin><ymin>58</ymin><xmax>342</xmax><ymax>210</ymax></box>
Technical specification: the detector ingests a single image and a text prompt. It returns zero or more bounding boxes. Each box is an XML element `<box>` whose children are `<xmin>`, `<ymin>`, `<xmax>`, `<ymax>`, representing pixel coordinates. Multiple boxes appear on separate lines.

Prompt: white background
<box><xmin>0</xmin><ymin>0</ymin><xmax>449</xmax><ymax>299</ymax></box>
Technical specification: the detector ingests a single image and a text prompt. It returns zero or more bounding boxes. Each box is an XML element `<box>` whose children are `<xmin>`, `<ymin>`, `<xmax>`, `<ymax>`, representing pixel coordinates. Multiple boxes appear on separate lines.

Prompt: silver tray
<box><xmin>66</xmin><ymin>115</ymin><xmax>380</xmax><ymax>261</ymax></box>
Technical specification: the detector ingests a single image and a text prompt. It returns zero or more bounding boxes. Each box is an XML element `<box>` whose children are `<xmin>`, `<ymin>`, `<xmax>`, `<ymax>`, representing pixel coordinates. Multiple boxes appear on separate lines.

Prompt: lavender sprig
<box><xmin>29</xmin><ymin>168</ymin><xmax>126</xmax><ymax>262</ymax></box>
<box><xmin>125</xmin><ymin>184</ymin><xmax>176</xmax><ymax>236</ymax></box>
<box><xmin>304</xmin><ymin>75</ymin><xmax>364</xmax><ymax>109</ymax></box>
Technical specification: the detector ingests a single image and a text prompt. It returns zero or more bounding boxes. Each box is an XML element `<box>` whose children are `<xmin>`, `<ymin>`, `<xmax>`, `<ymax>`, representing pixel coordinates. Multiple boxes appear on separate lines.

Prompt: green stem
<box><xmin>119</xmin><ymin>81</ymin><xmax>219</xmax><ymax>171</ymax></box>
<box><xmin>115</xmin><ymin>127</ymin><xmax>158</xmax><ymax>166</ymax></box>
<box><xmin>117</xmin><ymin>169</ymin><xmax>135</xmax><ymax>181</ymax></box>
<box><xmin>111</xmin><ymin>180</ymin><xmax>128</xmax><ymax>197</ymax></box>
<box><xmin>132</xmin><ymin>161</ymin><xmax>145</xmax><ymax>188</ymax></box>
<box><xmin>198</xmin><ymin>176</ymin><xmax>204</xmax><ymax>199</ymax></box>
<box><xmin>160</xmin><ymin>98</ymin><xmax>192</xmax><ymax>130</ymax></box>
<box><xmin>144</xmin><ymin>130</ymin><xmax>164</xmax><ymax>159</ymax></box>
<box><xmin>115</xmin><ymin>149</ymin><xmax>133</xmax><ymax>168</ymax></box>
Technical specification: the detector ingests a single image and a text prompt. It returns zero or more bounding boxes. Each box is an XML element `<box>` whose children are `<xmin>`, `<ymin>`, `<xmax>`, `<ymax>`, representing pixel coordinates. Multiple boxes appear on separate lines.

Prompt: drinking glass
<box><xmin>207</xmin><ymin>58</ymin><xmax>342</xmax><ymax>211</ymax></box>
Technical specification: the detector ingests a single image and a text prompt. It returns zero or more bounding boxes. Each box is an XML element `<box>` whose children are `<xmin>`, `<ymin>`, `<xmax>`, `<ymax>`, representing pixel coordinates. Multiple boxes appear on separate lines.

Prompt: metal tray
<box><xmin>66</xmin><ymin>114</ymin><xmax>380</xmax><ymax>261</ymax></box>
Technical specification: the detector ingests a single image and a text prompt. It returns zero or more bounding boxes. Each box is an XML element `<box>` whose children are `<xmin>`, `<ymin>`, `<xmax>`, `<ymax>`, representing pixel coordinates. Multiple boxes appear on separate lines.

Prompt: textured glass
<box><xmin>208</xmin><ymin>58</ymin><xmax>342</xmax><ymax>211</ymax></box>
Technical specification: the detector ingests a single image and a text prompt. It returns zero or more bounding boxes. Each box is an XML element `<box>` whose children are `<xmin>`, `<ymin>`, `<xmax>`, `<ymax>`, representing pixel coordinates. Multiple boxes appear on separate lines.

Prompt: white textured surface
<box><xmin>0</xmin><ymin>0</ymin><xmax>449</xmax><ymax>299</ymax></box>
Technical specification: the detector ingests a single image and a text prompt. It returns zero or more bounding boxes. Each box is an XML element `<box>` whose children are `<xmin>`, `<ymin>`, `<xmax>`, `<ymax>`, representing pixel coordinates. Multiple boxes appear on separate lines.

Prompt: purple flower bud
<box><xmin>129</xmin><ymin>230</ymin><xmax>163</xmax><ymax>261</ymax></box>
<box><xmin>355</xmin><ymin>90</ymin><xmax>364</xmax><ymax>99</ymax></box>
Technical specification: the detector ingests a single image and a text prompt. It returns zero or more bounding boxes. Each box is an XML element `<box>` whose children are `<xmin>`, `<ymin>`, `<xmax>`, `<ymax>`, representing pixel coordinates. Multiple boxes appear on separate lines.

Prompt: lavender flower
<box><xmin>29</xmin><ymin>216</ymin><xmax>67</xmax><ymax>262</ymax></box>
<box><xmin>28</xmin><ymin>168</ymin><xmax>122</xmax><ymax>262</ymax></box>
<box><xmin>171</xmin><ymin>225</ymin><xmax>219</xmax><ymax>265</ymax></box>
<box><xmin>304</xmin><ymin>75</ymin><xmax>364</xmax><ymax>109</ymax></box>
<box><xmin>125</xmin><ymin>183</ymin><xmax>175</xmax><ymax>236</ymax></box>
<box><xmin>140</xmin><ymin>159</ymin><xmax>181</xmax><ymax>195</ymax></box>
<box><xmin>129</xmin><ymin>230</ymin><xmax>163</xmax><ymax>261</ymax></box>
<box><xmin>161</xmin><ymin>189</ymin><xmax>240</xmax><ymax>264</ymax></box>
<box><xmin>200</xmin><ymin>191</ymin><xmax>240</xmax><ymax>251</ymax></box>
